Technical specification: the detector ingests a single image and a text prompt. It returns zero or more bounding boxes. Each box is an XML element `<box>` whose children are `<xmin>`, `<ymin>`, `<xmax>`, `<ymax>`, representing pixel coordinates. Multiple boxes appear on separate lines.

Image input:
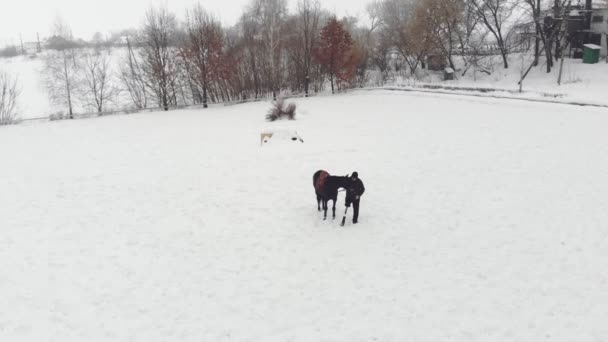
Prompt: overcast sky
<box><xmin>0</xmin><ymin>0</ymin><xmax>372</xmax><ymax>45</ymax></box>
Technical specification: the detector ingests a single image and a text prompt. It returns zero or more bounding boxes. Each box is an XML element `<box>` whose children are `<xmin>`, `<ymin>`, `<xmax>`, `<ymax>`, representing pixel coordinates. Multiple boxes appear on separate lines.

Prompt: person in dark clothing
<box><xmin>345</xmin><ymin>171</ymin><xmax>365</xmax><ymax>224</ymax></box>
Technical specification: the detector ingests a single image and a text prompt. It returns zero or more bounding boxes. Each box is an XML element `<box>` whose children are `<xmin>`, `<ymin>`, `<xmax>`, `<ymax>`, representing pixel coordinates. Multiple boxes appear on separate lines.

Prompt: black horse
<box><xmin>313</xmin><ymin>170</ymin><xmax>350</xmax><ymax>220</ymax></box>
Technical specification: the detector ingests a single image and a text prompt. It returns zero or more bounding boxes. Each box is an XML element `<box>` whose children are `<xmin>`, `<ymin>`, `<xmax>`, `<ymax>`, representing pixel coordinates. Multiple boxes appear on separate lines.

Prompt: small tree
<box><xmin>314</xmin><ymin>18</ymin><xmax>358</xmax><ymax>93</ymax></box>
<box><xmin>403</xmin><ymin>6</ymin><xmax>434</xmax><ymax>75</ymax></box>
<box><xmin>416</xmin><ymin>0</ymin><xmax>463</xmax><ymax>70</ymax></box>
<box><xmin>0</xmin><ymin>71</ymin><xmax>20</xmax><ymax>125</ymax></box>
<box><xmin>119</xmin><ymin>36</ymin><xmax>148</xmax><ymax>110</ymax></box>
<box><xmin>45</xmin><ymin>16</ymin><xmax>79</xmax><ymax>119</ymax></box>
<box><xmin>45</xmin><ymin>49</ymin><xmax>79</xmax><ymax>119</ymax></box>
<box><xmin>296</xmin><ymin>0</ymin><xmax>322</xmax><ymax>96</ymax></box>
<box><xmin>139</xmin><ymin>6</ymin><xmax>179</xmax><ymax>111</ymax></box>
<box><xmin>183</xmin><ymin>5</ymin><xmax>228</xmax><ymax>108</ymax></box>
<box><xmin>79</xmin><ymin>52</ymin><xmax>120</xmax><ymax>114</ymax></box>
<box><xmin>266</xmin><ymin>98</ymin><xmax>296</xmax><ymax>121</ymax></box>
<box><xmin>470</xmin><ymin>0</ymin><xmax>516</xmax><ymax>69</ymax></box>
<box><xmin>0</xmin><ymin>46</ymin><xmax>19</xmax><ymax>59</ymax></box>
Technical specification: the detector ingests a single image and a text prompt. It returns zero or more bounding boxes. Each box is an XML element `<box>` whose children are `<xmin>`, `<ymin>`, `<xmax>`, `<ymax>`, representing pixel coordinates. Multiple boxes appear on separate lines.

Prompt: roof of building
<box><xmin>584</xmin><ymin>43</ymin><xmax>602</xmax><ymax>49</ymax></box>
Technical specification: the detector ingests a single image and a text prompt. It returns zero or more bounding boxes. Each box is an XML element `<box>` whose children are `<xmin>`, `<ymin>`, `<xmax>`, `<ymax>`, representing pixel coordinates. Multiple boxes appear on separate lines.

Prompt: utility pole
<box><xmin>36</xmin><ymin>33</ymin><xmax>42</xmax><ymax>53</ymax></box>
<box><xmin>557</xmin><ymin>1</ymin><xmax>573</xmax><ymax>85</ymax></box>
<box><xmin>19</xmin><ymin>33</ymin><xmax>25</xmax><ymax>55</ymax></box>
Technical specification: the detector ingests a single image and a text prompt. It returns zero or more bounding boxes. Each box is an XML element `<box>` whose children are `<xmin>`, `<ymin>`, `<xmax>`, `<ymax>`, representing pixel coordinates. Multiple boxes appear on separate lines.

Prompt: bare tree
<box><xmin>44</xmin><ymin>18</ymin><xmax>79</xmax><ymax>119</ymax></box>
<box><xmin>520</xmin><ymin>0</ymin><xmax>570</xmax><ymax>74</ymax></box>
<box><xmin>296</xmin><ymin>0</ymin><xmax>321</xmax><ymax>96</ymax></box>
<box><xmin>47</xmin><ymin>15</ymin><xmax>77</xmax><ymax>51</ymax></box>
<box><xmin>344</xmin><ymin>16</ymin><xmax>377</xmax><ymax>88</ymax></box>
<box><xmin>379</xmin><ymin>0</ymin><xmax>431</xmax><ymax>76</ymax></box>
<box><xmin>282</xmin><ymin>0</ymin><xmax>322</xmax><ymax>95</ymax></box>
<box><xmin>183</xmin><ymin>5</ymin><xmax>227</xmax><ymax>108</ymax></box>
<box><xmin>223</xmin><ymin>26</ymin><xmax>258</xmax><ymax>100</ymax></box>
<box><xmin>369</xmin><ymin>28</ymin><xmax>393</xmax><ymax>80</ymax></box>
<box><xmin>119</xmin><ymin>36</ymin><xmax>148</xmax><ymax>109</ymax></box>
<box><xmin>548</xmin><ymin>0</ymin><xmax>571</xmax><ymax>70</ymax></box>
<box><xmin>522</xmin><ymin>0</ymin><xmax>543</xmax><ymax>66</ymax></box>
<box><xmin>470</xmin><ymin>0</ymin><xmax>517</xmax><ymax>68</ymax></box>
<box><xmin>79</xmin><ymin>52</ymin><xmax>120</xmax><ymax>114</ymax></box>
<box><xmin>139</xmin><ymin>6</ymin><xmax>179</xmax><ymax>111</ymax></box>
<box><xmin>455</xmin><ymin>0</ymin><xmax>489</xmax><ymax>76</ymax></box>
<box><xmin>45</xmin><ymin>49</ymin><xmax>79</xmax><ymax>119</ymax></box>
<box><xmin>366</xmin><ymin>0</ymin><xmax>394</xmax><ymax>79</ymax></box>
<box><xmin>248</xmin><ymin>0</ymin><xmax>288</xmax><ymax>100</ymax></box>
<box><xmin>267</xmin><ymin>0</ymin><xmax>288</xmax><ymax>100</ymax></box>
<box><xmin>416</xmin><ymin>0</ymin><xmax>464</xmax><ymax>70</ymax></box>
<box><xmin>0</xmin><ymin>71</ymin><xmax>20</xmax><ymax>125</ymax></box>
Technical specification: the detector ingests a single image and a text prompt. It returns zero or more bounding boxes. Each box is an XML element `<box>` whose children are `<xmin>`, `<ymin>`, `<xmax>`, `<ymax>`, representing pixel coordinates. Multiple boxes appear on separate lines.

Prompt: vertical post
<box><xmin>36</xmin><ymin>33</ymin><xmax>42</xmax><ymax>53</ymax></box>
<box><xmin>19</xmin><ymin>33</ymin><xmax>25</xmax><ymax>55</ymax></box>
<box><xmin>605</xmin><ymin>32</ymin><xmax>608</xmax><ymax>63</ymax></box>
<box><xmin>558</xmin><ymin>1</ymin><xmax>572</xmax><ymax>85</ymax></box>
<box><xmin>557</xmin><ymin>54</ymin><xmax>566</xmax><ymax>85</ymax></box>
<box><xmin>519</xmin><ymin>54</ymin><xmax>524</xmax><ymax>93</ymax></box>
<box><xmin>270</xmin><ymin>9</ymin><xmax>277</xmax><ymax>102</ymax></box>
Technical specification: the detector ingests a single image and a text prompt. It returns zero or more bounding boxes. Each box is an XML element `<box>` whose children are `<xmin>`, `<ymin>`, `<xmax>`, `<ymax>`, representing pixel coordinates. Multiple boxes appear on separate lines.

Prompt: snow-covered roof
<box><xmin>584</xmin><ymin>44</ymin><xmax>602</xmax><ymax>49</ymax></box>
<box><xmin>445</xmin><ymin>67</ymin><xmax>454</xmax><ymax>73</ymax></box>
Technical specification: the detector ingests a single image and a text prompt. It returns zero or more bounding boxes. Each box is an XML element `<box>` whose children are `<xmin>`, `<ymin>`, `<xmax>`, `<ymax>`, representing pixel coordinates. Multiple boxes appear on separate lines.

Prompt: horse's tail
<box><xmin>314</xmin><ymin>170</ymin><xmax>330</xmax><ymax>193</ymax></box>
<box><xmin>313</xmin><ymin>170</ymin><xmax>322</xmax><ymax>187</ymax></box>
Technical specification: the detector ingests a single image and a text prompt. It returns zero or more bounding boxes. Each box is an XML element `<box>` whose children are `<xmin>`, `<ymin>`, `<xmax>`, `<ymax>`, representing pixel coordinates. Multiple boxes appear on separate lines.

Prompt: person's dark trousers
<box><xmin>352</xmin><ymin>199</ymin><xmax>360</xmax><ymax>223</ymax></box>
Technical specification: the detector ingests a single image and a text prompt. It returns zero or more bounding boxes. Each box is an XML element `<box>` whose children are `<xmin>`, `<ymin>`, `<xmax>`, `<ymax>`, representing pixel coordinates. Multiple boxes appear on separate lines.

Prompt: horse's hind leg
<box><xmin>332</xmin><ymin>199</ymin><xmax>337</xmax><ymax>219</ymax></box>
<box><xmin>323</xmin><ymin>200</ymin><xmax>328</xmax><ymax>220</ymax></box>
<box><xmin>317</xmin><ymin>194</ymin><xmax>322</xmax><ymax>211</ymax></box>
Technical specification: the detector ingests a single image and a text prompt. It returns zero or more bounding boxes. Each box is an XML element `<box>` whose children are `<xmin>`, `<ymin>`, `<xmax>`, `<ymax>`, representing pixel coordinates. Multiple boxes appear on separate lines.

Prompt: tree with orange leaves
<box><xmin>314</xmin><ymin>18</ymin><xmax>359</xmax><ymax>94</ymax></box>
<box><xmin>183</xmin><ymin>5</ymin><xmax>231</xmax><ymax>108</ymax></box>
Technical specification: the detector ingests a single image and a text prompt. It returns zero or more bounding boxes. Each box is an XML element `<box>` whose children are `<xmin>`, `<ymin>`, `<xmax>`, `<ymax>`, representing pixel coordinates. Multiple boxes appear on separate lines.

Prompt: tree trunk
<box><xmin>534</xmin><ymin>0</ymin><xmax>541</xmax><ymax>66</ymax></box>
<box><xmin>534</xmin><ymin>33</ymin><xmax>540</xmax><ymax>66</ymax></box>
<box><xmin>501</xmin><ymin>49</ymin><xmax>509</xmax><ymax>69</ymax></box>
<box><xmin>203</xmin><ymin>78</ymin><xmax>208</xmax><ymax>109</ymax></box>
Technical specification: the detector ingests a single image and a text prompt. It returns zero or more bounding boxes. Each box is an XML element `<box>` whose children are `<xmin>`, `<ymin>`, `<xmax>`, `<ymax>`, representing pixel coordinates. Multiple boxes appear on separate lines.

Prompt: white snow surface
<box><xmin>1</xmin><ymin>91</ymin><xmax>608</xmax><ymax>341</ymax></box>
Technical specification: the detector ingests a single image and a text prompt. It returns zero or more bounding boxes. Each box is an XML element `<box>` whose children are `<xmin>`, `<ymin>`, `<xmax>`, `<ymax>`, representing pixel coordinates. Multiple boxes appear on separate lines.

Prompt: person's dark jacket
<box><xmin>346</xmin><ymin>178</ymin><xmax>365</xmax><ymax>201</ymax></box>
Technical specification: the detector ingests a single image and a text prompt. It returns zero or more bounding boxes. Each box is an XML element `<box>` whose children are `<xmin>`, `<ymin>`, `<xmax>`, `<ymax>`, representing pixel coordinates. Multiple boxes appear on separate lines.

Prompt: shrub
<box><xmin>266</xmin><ymin>99</ymin><xmax>296</xmax><ymax>122</ymax></box>
<box><xmin>49</xmin><ymin>111</ymin><xmax>66</xmax><ymax>121</ymax></box>
<box><xmin>0</xmin><ymin>71</ymin><xmax>20</xmax><ymax>125</ymax></box>
<box><xmin>0</xmin><ymin>46</ymin><xmax>19</xmax><ymax>59</ymax></box>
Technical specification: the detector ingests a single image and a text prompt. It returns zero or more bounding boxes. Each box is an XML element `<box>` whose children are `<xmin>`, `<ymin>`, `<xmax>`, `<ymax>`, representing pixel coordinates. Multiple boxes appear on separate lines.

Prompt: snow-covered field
<box><xmin>391</xmin><ymin>54</ymin><xmax>608</xmax><ymax>106</ymax></box>
<box><xmin>1</xmin><ymin>91</ymin><xmax>607</xmax><ymax>341</ymax></box>
<box><xmin>0</xmin><ymin>56</ymin><xmax>53</xmax><ymax>119</ymax></box>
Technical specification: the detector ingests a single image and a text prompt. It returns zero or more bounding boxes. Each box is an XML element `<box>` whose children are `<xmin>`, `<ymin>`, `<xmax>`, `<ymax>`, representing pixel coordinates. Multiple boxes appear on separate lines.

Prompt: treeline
<box><xmin>40</xmin><ymin>0</ymin><xmax>368</xmax><ymax>116</ymax></box>
<box><xmin>1</xmin><ymin>0</ymin><xmax>587</xmax><ymax>122</ymax></box>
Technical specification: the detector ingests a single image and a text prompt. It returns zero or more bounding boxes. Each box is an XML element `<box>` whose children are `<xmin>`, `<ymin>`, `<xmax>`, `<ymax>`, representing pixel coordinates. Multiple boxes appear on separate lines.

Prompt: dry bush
<box><xmin>0</xmin><ymin>71</ymin><xmax>20</xmax><ymax>125</ymax></box>
<box><xmin>266</xmin><ymin>99</ymin><xmax>297</xmax><ymax>121</ymax></box>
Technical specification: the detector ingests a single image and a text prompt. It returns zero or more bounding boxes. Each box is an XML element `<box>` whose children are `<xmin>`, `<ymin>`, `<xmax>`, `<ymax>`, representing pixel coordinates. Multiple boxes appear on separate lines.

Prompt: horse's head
<box><xmin>336</xmin><ymin>175</ymin><xmax>352</xmax><ymax>189</ymax></box>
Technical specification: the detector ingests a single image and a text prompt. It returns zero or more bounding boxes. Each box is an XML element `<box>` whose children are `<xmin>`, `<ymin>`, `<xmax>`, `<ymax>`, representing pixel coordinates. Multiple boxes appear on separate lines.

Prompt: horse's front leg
<box><xmin>323</xmin><ymin>200</ymin><xmax>328</xmax><ymax>220</ymax></box>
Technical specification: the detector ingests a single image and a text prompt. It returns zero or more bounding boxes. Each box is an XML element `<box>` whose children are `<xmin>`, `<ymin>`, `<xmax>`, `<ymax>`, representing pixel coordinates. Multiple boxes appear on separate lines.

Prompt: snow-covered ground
<box><xmin>0</xmin><ymin>56</ymin><xmax>53</xmax><ymax>119</ymax></box>
<box><xmin>0</xmin><ymin>50</ymin><xmax>128</xmax><ymax>120</ymax></box>
<box><xmin>1</xmin><ymin>91</ymin><xmax>608</xmax><ymax>341</ymax></box>
<box><xmin>390</xmin><ymin>54</ymin><xmax>608</xmax><ymax>106</ymax></box>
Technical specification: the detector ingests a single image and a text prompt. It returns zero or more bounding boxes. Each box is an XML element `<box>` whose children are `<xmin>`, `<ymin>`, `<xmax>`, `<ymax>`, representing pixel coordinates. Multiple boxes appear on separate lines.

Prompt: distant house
<box><xmin>590</xmin><ymin>7</ymin><xmax>608</xmax><ymax>56</ymax></box>
<box><xmin>555</xmin><ymin>0</ymin><xmax>608</xmax><ymax>58</ymax></box>
<box><xmin>22</xmin><ymin>42</ymin><xmax>39</xmax><ymax>55</ymax></box>
<box><xmin>426</xmin><ymin>53</ymin><xmax>446</xmax><ymax>71</ymax></box>
<box><xmin>506</xmin><ymin>22</ymin><xmax>536</xmax><ymax>53</ymax></box>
